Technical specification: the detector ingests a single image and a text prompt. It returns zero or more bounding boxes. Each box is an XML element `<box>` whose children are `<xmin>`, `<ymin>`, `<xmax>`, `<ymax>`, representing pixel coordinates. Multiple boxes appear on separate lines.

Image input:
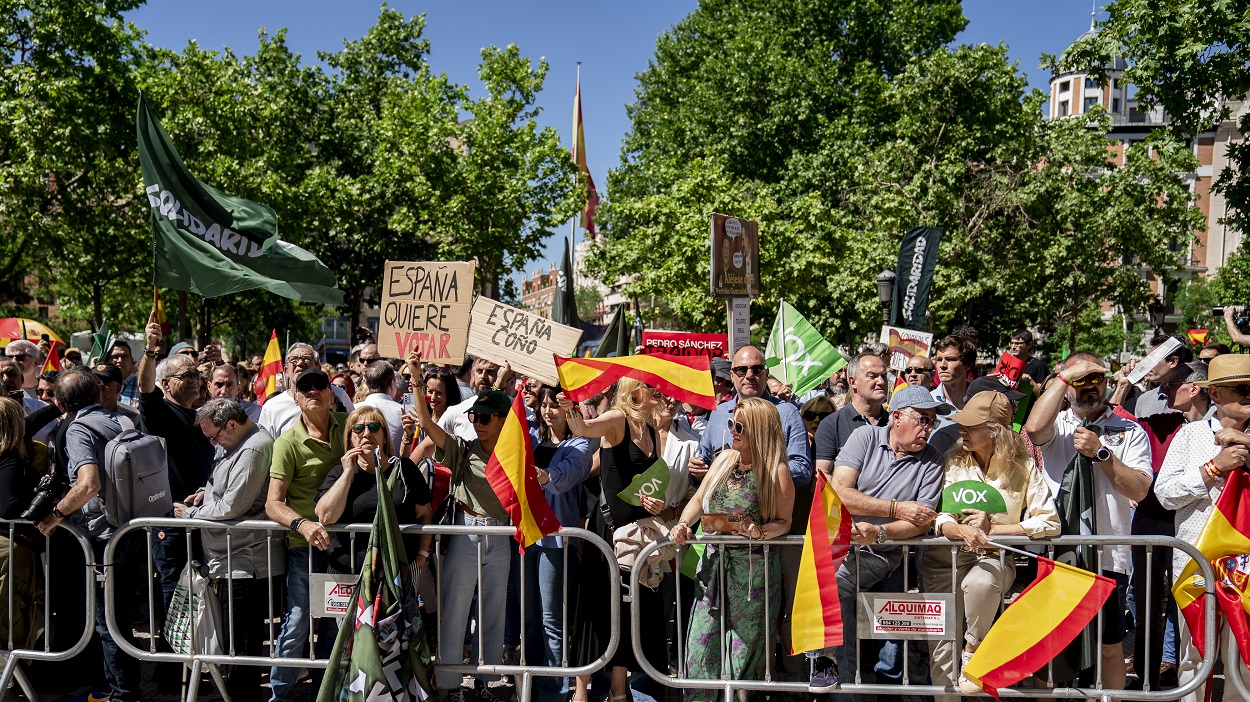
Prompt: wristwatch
<box><xmin>1094</xmin><ymin>447</ymin><xmax>1112</xmax><ymax>463</ymax></box>
<box><xmin>51</xmin><ymin>506</ymin><xmax>66</xmax><ymax>520</ymax></box>
<box><xmin>875</xmin><ymin>525</ymin><xmax>888</xmax><ymax>544</ymax></box>
<box><xmin>289</xmin><ymin>517</ymin><xmax>305</xmax><ymax>533</ymax></box>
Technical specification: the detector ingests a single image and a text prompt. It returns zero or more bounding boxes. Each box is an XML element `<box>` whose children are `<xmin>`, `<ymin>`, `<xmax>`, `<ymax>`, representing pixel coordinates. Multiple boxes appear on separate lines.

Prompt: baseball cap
<box><xmin>965</xmin><ymin>375</ymin><xmax>1025</xmax><ymax>402</ymax></box>
<box><xmin>948</xmin><ymin>391</ymin><xmax>1013</xmax><ymax>427</ymax></box>
<box><xmin>710</xmin><ymin>357</ymin><xmax>732</xmax><ymax>383</ymax></box>
<box><xmin>295</xmin><ymin>367</ymin><xmax>330</xmax><ymax>391</ymax></box>
<box><xmin>890</xmin><ymin>385</ymin><xmax>954</xmax><ymax>415</ymax></box>
<box><xmin>91</xmin><ymin>363</ymin><xmax>123</xmax><ymax>385</ymax></box>
<box><xmin>169</xmin><ymin>342</ymin><xmax>196</xmax><ymax>357</ymax></box>
<box><xmin>469</xmin><ymin>390</ymin><xmax>511</xmax><ymax>416</ymax></box>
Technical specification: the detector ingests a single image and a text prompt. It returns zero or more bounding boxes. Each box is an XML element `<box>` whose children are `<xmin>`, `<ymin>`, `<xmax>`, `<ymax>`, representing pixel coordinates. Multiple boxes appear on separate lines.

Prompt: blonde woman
<box><xmin>924</xmin><ymin>391</ymin><xmax>1059</xmax><ymax>698</ymax></box>
<box><xmin>670</xmin><ymin>397</ymin><xmax>795</xmax><ymax>701</ymax></box>
<box><xmin>558</xmin><ymin>377</ymin><xmax>666</xmax><ymax>702</ymax></box>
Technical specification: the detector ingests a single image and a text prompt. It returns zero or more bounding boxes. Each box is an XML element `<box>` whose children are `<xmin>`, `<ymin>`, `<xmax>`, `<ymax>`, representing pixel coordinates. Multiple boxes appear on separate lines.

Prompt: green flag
<box><xmin>136</xmin><ymin>95</ymin><xmax>344</xmax><ymax>306</ymax></box>
<box><xmin>550</xmin><ymin>238</ymin><xmax>581</xmax><ymax>328</ymax></box>
<box><xmin>939</xmin><ymin>480</ymin><xmax>1008</xmax><ymax>515</ymax></box>
<box><xmin>318</xmin><ymin>459</ymin><xmax>434</xmax><ymax>701</ymax></box>
<box><xmin>594</xmin><ymin>305</ymin><xmax>631</xmax><ymax>358</ymax></box>
<box><xmin>764</xmin><ymin>299</ymin><xmax>847</xmax><ymax>397</ymax></box>
<box><xmin>616</xmin><ymin>458</ymin><xmax>670</xmax><ymax>506</ymax></box>
<box><xmin>89</xmin><ymin>321</ymin><xmax>111</xmax><ymax>365</ymax></box>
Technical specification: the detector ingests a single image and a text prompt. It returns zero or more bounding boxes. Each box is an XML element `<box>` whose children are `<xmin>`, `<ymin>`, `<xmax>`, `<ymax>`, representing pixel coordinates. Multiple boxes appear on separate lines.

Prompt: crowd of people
<box><xmin>0</xmin><ymin>309</ymin><xmax>1248</xmax><ymax>702</ymax></box>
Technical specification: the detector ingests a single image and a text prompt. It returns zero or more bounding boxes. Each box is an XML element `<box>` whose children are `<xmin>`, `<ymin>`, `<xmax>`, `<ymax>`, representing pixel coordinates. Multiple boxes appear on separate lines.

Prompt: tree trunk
<box><xmin>91</xmin><ymin>282</ymin><xmax>103</xmax><ymax>333</ymax></box>
<box><xmin>178</xmin><ymin>291</ymin><xmax>192</xmax><ymax>342</ymax></box>
<box><xmin>348</xmin><ymin>288</ymin><xmax>363</xmax><ymax>348</ymax></box>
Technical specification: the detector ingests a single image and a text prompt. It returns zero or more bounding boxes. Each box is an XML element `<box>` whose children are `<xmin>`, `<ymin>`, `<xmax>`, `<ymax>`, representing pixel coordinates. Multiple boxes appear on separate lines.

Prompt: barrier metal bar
<box><xmin>1229</xmin><ymin>637</ymin><xmax>1250</xmax><ymax>702</ymax></box>
<box><xmin>103</xmin><ymin>518</ymin><xmax>619</xmax><ymax>689</ymax></box>
<box><xmin>630</xmin><ymin>534</ymin><xmax>1219</xmax><ymax>701</ymax></box>
<box><xmin>0</xmin><ymin>519</ymin><xmax>97</xmax><ymax>701</ymax></box>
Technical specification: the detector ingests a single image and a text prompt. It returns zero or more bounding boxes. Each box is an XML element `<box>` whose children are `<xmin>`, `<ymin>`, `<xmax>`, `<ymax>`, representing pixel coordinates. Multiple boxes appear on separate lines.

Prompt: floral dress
<box><xmin>684</xmin><ymin>464</ymin><xmax>781</xmax><ymax>702</ymax></box>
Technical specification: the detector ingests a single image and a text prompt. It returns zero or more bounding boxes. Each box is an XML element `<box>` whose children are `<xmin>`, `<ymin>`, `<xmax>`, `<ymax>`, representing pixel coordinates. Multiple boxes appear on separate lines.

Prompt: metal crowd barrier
<box><xmin>0</xmin><ymin>518</ymin><xmax>96</xmax><ymax>702</ymax></box>
<box><xmin>629</xmin><ymin>534</ymin><xmax>1219</xmax><ymax>702</ymax></box>
<box><xmin>1227</xmin><ymin>637</ymin><xmax>1250</xmax><ymax>702</ymax></box>
<box><xmin>103</xmin><ymin>517</ymin><xmax>619</xmax><ymax>702</ymax></box>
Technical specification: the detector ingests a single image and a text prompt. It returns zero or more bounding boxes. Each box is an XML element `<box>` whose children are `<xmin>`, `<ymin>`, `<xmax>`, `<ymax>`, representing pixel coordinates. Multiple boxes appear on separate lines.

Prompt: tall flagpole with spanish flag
<box><xmin>570</xmin><ymin>63</ymin><xmax>599</xmax><ymax>297</ymax></box>
<box><xmin>485</xmin><ymin>392</ymin><xmax>560</xmax><ymax>551</ymax></box>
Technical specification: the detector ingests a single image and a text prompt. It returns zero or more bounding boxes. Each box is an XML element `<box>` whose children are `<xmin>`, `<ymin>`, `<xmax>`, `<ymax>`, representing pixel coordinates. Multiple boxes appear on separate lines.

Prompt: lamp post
<box><xmin>876</xmin><ymin>269</ymin><xmax>896</xmax><ymax>324</ymax></box>
<box><xmin>1147</xmin><ymin>297</ymin><xmax>1168</xmax><ymax>333</ymax></box>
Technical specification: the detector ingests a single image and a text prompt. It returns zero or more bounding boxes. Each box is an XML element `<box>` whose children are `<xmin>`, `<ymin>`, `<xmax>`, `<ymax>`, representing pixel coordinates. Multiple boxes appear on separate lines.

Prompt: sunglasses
<box><xmin>730</xmin><ymin>364</ymin><xmax>767</xmax><ymax>378</ymax></box>
<box><xmin>904</xmin><ymin>367</ymin><xmax>932</xmax><ymax>375</ymax></box>
<box><xmin>6</xmin><ymin>354</ymin><xmax>29</xmax><ymax>363</ymax></box>
<box><xmin>351</xmin><ymin>422</ymin><xmax>383</xmax><ymax>435</ymax></box>
<box><xmin>296</xmin><ymin>376</ymin><xmax>329</xmax><ymax>392</ymax></box>
<box><xmin>727</xmin><ymin>418</ymin><xmax>746</xmax><ymax>435</ymax></box>
<box><xmin>287</xmin><ymin>355</ymin><xmax>317</xmax><ymax>367</ymax></box>
<box><xmin>1069</xmin><ymin>373</ymin><xmax>1108</xmax><ymax>388</ymax></box>
<box><xmin>170</xmin><ymin>371</ymin><xmax>202</xmax><ymax>382</ymax></box>
<box><xmin>898</xmin><ymin>410</ymin><xmax>939</xmax><ymax>429</ymax></box>
<box><xmin>802</xmin><ymin>410</ymin><xmax>832</xmax><ymax>422</ymax></box>
<box><xmin>468</xmin><ymin>411</ymin><xmax>498</xmax><ymax>426</ymax></box>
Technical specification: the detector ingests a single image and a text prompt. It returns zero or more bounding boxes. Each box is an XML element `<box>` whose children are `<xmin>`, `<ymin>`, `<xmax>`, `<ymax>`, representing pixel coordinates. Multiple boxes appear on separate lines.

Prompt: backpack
<box><xmin>76</xmin><ymin>413</ymin><xmax>173</xmax><ymax>526</ymax></box>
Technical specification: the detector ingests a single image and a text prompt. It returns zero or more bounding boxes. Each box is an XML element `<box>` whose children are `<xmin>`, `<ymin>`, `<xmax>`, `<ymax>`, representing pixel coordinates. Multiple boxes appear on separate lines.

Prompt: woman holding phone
<box><xmin>670</xmin><ymin>397</ymin><xmax>795</xmax><ymax>700</ymax></box>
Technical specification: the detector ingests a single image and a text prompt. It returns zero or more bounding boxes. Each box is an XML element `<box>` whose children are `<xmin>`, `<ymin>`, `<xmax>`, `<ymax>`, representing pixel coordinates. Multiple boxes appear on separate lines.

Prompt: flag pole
<box><xmin>779</xmin><ymin>299</ymin><xmax>790</xmax><ymax>386</ymax></box>
<box><xmin>570</xmin><ymin>61</ymin><xmax>582</xmax><ymax>291</ymax></box>
<box><xmin>986</xmin><ymin>540</ymin><xmax>1105</xmax><ymax>577</ymax></box>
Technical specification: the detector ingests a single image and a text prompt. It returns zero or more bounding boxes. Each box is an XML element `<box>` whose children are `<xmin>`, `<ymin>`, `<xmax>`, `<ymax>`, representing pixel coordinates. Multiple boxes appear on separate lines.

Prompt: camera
<box><xmin>352</xmin><ymin>326</ymin><xmax>375</xmax><ymax>347</ymax></box>
<box><xmin>1213</xmin><ymin>306</ymin><xmax>1250</xmax><ymax>334</ymax></box>
<box><xmin>21</xmin><ymin>472</ymin><xmax>69</xmax><ymax>522</ymax></box>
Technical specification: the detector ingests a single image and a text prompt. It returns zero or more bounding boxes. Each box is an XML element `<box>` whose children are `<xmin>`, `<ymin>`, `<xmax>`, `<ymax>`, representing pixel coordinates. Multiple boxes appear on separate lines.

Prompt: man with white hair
<box><xmin>258</xmin><ymin>342</ymin><xmax>354</xmax><ymax>438</ymax></box>
<box><xmin>4</xmin><ymin>339</ymin><xmax>42</xmax><ymax>400</ymax></box>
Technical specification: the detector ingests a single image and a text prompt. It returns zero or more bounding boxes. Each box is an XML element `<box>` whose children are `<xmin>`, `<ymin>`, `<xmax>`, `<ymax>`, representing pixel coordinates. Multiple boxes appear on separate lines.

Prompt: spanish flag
<box><xmin>572</xmin><ymin>73</ymin><xmax>599</xmax><ymax>234</ymax></box>
<box><xmin>1187</xmin><ymin>328</ymin><xmax>1209</xmax><ymax>346</ymax></box>
<box><xmin>485</xmin><ymin>392</ymin><xmax>560</xmax><ymax>552</ymax></box>
<box><xmin>555</xmin><ymin>353</ymin><xmax>716</xmax><ymax>410</ymax></box>
<box><xmin>962</xmin><ymin>558</ymin><xmax>1116</xmax><ymax>698</ymax></box>
<box><xmin>154</xmin><ymin>286</ymin><xmax>171</xmax><ymax>336</ymax></box>
<box><xmin>790</xmin><ymin>472</ymin><xmax>852</xmax><ymax>654</ymax></box>
<box><xmin>1172</xmin><ymin>467</ymin><xmax>1250</xmax><ymax>666</ymax></box>
<box><xmin>41</xmin><ymin>340</ymin><xmax>62</xmax><ymax>373</ymax></box>
<box><xmin>253</xmin><ymin>330</ymin><xmax>283</xmax><ymax>404</ymax></box>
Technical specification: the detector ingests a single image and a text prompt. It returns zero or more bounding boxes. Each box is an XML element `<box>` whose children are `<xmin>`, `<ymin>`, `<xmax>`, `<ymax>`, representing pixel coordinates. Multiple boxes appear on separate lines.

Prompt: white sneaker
<box><xmin>957</xmin><ymin>650</ymin><xmax>981</xmax><ymax>695</ymax></box>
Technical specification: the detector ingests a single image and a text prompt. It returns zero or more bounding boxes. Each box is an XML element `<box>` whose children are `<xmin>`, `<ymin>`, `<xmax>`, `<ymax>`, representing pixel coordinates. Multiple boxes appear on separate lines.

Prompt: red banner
<box><xmin>640</xmin><ymin>331</ymin><xmax>728</xmax><ymax>359</ymax></box>
<box><xmin>993</xmin><ymin>352</ymin><xmax>1027</xmax><ymax>388</ymax></box>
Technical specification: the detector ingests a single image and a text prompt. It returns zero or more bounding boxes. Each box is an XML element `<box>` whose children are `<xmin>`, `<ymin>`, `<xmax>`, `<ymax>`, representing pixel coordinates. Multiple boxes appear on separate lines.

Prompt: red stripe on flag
<box><xmin>484</xmin><ymin>392</ymin><xmax>560</xmax><ymax>552</ymax></box>
<box><xmin>555</xmin><ymin>353</ymin><xmax>715</xmax><ymax>409</ymax></box>
<box><xmin>807</xmin><ymin>474</ymin><xmax>850</xmax><ymax>648</ymax></box>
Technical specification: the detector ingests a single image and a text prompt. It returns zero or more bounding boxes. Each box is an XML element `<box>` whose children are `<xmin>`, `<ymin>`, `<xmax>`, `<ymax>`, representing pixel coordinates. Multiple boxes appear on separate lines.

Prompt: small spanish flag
<box><xmin>1187</xmin><ymin>328</ymin><xmax>1209</xmax><ymax>346</ymax></box>
<box><xmin>41</xmin><ymin>340</ymin><xmax>62</xmax><ymax>373</ymax></box>
<box><xmin>790</xmin><ymin>472</ymin><xmax>852</xmax><ymax>654</ymax></box>
<box><xmin>1172</xmin><ymin>467</ymin><xmax>1250</xmax><ymax>666</ymax></box>
<box><xmin>963</xmin><ymin>557</ymin><xmax>1116</xmax><ymax>698</ymax></box>
<box><xmin>554</xmin><ymin>353</ymin><xmax>716</xmax><ymax>410</ymax></box>
<box><xmin>253</xmin><ymin>330</ymin><xmax>283</xmax><ymax>404</ymax></box>
<box><xmin>484</xmin><ymin>392</ymin><xmax>560</xmax><ymax>551</ymax></box>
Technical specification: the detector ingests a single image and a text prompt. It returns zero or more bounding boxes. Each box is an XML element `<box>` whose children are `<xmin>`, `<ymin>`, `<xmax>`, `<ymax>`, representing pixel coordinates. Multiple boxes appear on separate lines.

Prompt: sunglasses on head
<box><xmin>468</xmin><ymin>411</ymin><xmax>498</xmax><ymax>426</ymax></box>
<box><xmin>1069</xmin><ymin>373</ymin><xmax>1107</xmax><ymax>388</ymax></box>
<box><xmin>296</xmin><ymin>376</ymin><xmax>329</xmax><ymax>392</ymax></box>
<box><xmin>727</xmin><ymin>418</ymin><xmax>746</xmax><ymax>435</ymax></box>
<box><xmin>802</xmin><ymin>410</ymin><xmax>832</xmax><ymax>422</ymax></box>
<box><xmin>730</xmin><ymin>364</ymin><xmax>767</xmax><ymax>378</ymax></box>
<box><xmin>351</xmin><ymin>422</ymin><xmax>383</xmax><ymax>435</ymax></box>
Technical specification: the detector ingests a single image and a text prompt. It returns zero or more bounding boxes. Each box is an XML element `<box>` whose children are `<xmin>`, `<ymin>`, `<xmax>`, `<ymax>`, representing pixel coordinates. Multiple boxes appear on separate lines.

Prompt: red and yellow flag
<box><xmin>1187</xmin><ymin>328</ymin><xmax>1209</xmax><ymax>346</ymax></box>
<box><xmin>554</xmin><ymin>353</ymin><xmax>716</xmax><ymax>410</ymax></box>
<box><xmin>154</xmin><ymin>286</ymin><xmax>171</xmax><ymax>336</ymax></box>
<box><xmin>253</xmin><ymin>330</ymin><xmax>283</xmax><ymax>404</ymax></box>
<box><xmin>485</xmin><ymin>392</ymin><xmax>560</xmax><ymax>552</ymax></box>
<box><xmin>963</xmin><ymin>557</ymin><xmax>1116</xmax><ymax>698</ymax></box>
<box><xmin>41</xmin><ymin>340</ymin><xmax>62</xmax><ymax>373</ymax></box>
<box><xmin>790</xmin><ymin>471</ymin><xmax>852</xmax><ymax>654</ymax></box>
<box><xmin>1173</xmin><ymin>467</ymin><xmax>1250</xmax><ymax>666</ymax></box>
<box><xmin>572</xmin><ymin>74</ymin><xmax>599</xmax><ymax>234</ymax></box>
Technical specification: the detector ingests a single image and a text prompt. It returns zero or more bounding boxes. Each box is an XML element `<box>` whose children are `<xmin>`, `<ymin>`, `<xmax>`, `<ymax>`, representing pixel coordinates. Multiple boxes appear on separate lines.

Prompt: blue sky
<box><xmin>127</xmin><ymin>0</ymin><xmax>1103</xmax><ymax>284</ymax></box>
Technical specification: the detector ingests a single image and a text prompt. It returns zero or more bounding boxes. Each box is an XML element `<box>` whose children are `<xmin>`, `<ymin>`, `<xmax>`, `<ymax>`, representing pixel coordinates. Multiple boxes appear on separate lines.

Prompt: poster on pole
<box><xmin>641</xmin><ymin>331</ymin><xmax>728</xmax><ymax>359</ymax></box>
<box><xmin>710</xmin><ymin>214</ymin><xmax>760</xmax><ymax>299</ymax></box>
<box><xmin>879</xmin><ymin>325</ymin><xmax>934</xmax><ymax>372</ymax></box>
<box><xmin>378</xmin><ymin>261</ymin><xmax>475</xmax><ymax>364</ymax></box>
<box><xmin>729</xmin><ymin>299</ymin><xmax>751</xmax><ymax>357</ymax></box>
<box><xmin>466</xmin><ymin>298</ymin><xmax>582</xmax><ymax>386</ymax></box>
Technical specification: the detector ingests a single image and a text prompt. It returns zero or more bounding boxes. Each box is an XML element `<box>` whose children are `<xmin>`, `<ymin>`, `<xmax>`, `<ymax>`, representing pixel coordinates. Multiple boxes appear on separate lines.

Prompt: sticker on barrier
<box><xmin>857</xmin><ymin>592</ymin><xmax>956</xmax><ymax>640</ymax></box>
<box><xmin>312</xmin><ymin>573</ymin><xmax>359</xmax><ymax>617</ymax></box>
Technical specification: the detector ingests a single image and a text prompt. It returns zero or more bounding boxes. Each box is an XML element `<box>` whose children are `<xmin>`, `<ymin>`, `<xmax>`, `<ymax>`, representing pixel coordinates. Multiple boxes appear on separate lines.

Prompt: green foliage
<box><xmin>588</xmin><ymin>0</ymin><xmax>1203</xmax><ymax>352</ymax></box>
<box><xmin>1046</xmin><ymin>304</ymin><xmax>1147</xmax><ymax>360</ymax></box>
<box><xmin>1061</xmin><ymin>0</ymin><xmax>1250</xmax><ymax>232</ymax></box>
<box><xmin>575</xmin><ymin>284</ymin><xmax>603</xmax><ymax>322</ymax></box>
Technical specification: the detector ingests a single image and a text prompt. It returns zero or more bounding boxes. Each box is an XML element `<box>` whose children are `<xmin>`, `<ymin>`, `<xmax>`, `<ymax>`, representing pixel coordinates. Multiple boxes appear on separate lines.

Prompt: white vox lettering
<box><xmin>634</xmin><ymin>477</ymin><xmax>663</xmax><ymax>498</ymax></box>
<box><xmin>951</xmin><ymin>488</ymin><xmax>987</xmax><ymax>503</ymax></box>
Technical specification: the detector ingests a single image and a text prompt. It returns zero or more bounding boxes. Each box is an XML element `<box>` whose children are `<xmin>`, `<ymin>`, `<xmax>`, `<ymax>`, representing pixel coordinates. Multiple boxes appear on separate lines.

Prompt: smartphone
<box><xmin>402</xmin><ymin>392</ymin><xmax>415</xmax><ymax>410</ymax></box>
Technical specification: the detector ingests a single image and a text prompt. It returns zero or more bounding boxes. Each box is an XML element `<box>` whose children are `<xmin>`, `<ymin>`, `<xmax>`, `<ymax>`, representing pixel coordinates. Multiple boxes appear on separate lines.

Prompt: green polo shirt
<box><xmin>271</xmin><ymin>411</ymin><xmax>346</xmax><ymax>548</ymax></box>
<box><xmin>437</xmin><ymin>434</ymin><xmax>510</xmax><ymax>523</ymax></box>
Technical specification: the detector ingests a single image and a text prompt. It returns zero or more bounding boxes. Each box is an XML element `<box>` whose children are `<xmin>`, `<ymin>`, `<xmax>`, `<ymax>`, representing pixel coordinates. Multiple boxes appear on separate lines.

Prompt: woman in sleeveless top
<box><xmin>559</xmin><ymin>378</ymin><xmax>666</xmax><ymax>702</ymax></box>
<box><xmin>671</xmin><ymin>397</ymin><xmax>796</xmax><ymax>702</ymax></box>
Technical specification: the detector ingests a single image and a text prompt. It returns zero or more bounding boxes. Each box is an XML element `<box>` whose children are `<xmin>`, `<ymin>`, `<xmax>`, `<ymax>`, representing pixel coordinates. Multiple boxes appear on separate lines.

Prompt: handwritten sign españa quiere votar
<box><xmin>378</xmin><ymin>260</ymin><xmax>475</xmax><ymax>364</ymax></box>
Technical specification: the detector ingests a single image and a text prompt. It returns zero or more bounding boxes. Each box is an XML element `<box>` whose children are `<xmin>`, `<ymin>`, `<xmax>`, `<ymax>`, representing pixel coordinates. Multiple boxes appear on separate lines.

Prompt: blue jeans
<box><xmin>269</xmin><ymin>546</ymin><xmax>333</xmax><ymax>702</ymax></box>
<box><xmin>96</xmin><ymin>536</ymin><xmax>141</xmax><ymax>701</ymax></box>
<box><xmin>437</xmin><ymin>512</ymin><xmax>512</xmax><ymax>691</ymax></box>
<box><xmin>524</xmin><ymin>545</ymin><xmax>578</xmax><ymax>702</ymax></box>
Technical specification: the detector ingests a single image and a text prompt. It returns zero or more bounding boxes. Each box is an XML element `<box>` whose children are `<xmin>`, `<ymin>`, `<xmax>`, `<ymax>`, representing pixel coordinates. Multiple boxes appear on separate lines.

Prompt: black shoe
<box><xmin>809</xmin><ymin>656</ymin><xmax>839</xmax><ymax>691</ymax></box>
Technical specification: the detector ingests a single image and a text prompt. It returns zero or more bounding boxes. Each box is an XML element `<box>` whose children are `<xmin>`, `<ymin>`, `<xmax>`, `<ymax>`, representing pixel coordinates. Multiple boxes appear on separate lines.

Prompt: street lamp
<box><xmin>876</xmin><ymin>269</ymin><xmax>896</xmax><ymax>323</ymax></box>
<box><xmin>1147</xmin><ymin>298</ymin><xmax>1168</xmax><ymax>332</ymax></box>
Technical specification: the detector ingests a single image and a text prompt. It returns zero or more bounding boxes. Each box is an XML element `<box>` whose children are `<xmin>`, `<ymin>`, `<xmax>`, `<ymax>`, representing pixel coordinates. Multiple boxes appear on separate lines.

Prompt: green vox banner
<box><xmin>890</xmin><ymin>226</ymin><xmax>943</xmax><ymax>330</ymax></box>
<box><xmin>137</xmin><ymin>95</ymin><xmax>344</xmax><ymax>306</ymax></box>
<box><xmin>939</xmin><ymin>480</ymin><xmax>1007</xmax><ymax>515</ymax></box>
<box><xmin>765</xmin><ymin>299</ymin><xmax>847</xmax><ymax>397</ymax></box>
<box><xmin>617</xmin><ymin>458</ymin><xmax>670</xmax><ymax>507</ymax></box>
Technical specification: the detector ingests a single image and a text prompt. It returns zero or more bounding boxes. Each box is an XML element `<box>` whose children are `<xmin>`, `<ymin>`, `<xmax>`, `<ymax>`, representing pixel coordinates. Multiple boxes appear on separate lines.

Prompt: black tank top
<box><xmin>599</xmin><ymin>420</ymin><xmax>657</xmax><ymax>529</ymax></box>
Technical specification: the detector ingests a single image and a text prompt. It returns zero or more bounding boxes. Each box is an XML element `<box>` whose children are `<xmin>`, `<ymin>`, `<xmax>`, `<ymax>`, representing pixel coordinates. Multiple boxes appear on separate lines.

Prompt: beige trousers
<box><xmin>922</xmin><ymin>547</ymin><xmax>1015</xmax><ymax>702</ymax></box>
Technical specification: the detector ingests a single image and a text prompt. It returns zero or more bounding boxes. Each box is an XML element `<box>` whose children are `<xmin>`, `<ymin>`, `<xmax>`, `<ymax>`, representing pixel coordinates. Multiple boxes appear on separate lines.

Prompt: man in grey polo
<box><xmin>808</xmin><ymin>385</ymin><xmax>949</xmax><ymax>694</ymax></box>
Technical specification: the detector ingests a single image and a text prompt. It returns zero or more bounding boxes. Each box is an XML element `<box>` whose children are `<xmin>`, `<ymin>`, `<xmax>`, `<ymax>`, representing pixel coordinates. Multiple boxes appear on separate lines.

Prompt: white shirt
<box><xmin>358</xmin><ymin>392</ymin><xmax>405</xmax><ymax>455</ymax></box>
<box><xmin>1155</xmin><ymin>417</ymin><xmax>1229</xmax><ymax>578</ymax></box>
<box><xmin>661</xmin><ymin>429</ymin><xmax>698</xmax><ymax>506</ymax></box>
<box><xmin>1034</xmin><ymin>406</ymin><xmax>1152</xmax><ymax>574</ymax></box>
<box><xmin>931</xmin><ymin>383</ymin><xmax>956</xmax><ymax>406</ymax></box>
<box><xmin>258</xmin><ymin>385</ymin><xmax>355</xmax><ymax>439</ymax></box>
<box><xmin>439</xmin><ymin>394</ymin><xmax>478</xmax><ymax>442</ymax></box>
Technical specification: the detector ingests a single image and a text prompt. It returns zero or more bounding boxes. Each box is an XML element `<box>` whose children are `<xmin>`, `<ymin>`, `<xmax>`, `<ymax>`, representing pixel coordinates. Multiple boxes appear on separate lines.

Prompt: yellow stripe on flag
<box><xmin>1175</xmin><ymin>503</ymin><xmax>1250</xmax><ymax>610</ymax></box>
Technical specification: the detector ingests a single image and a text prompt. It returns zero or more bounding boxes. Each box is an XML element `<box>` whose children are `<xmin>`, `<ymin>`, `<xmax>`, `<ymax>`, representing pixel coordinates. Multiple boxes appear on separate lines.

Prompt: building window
<box><xmin>1083</xmin><ymin>97</ymin><xmax>1098</xmax><ymax>112</ymax></box>
<box><xmin>1058</xmin><ymin>100</ymin><xmax>1069</xmax><ymax>117</ymax></box>
<box><xmin>1085</xmin><ymin>77</ymin><xmax>1099</xmax><ymax>89</ymax></box>
<box><xmin>1058</xmin><ymin>80</ymin><xmax>1070</xmax><ymax>92</ymax></box>
<box><xmin>1110</xmin><ymin>78</ymin><xmax>1117</xmax><ymax>90</ymax></box>
<box><xmin>1112</xmin><ymin>97</ymin><xmax>1120</xmax><ymax>113</ymax></box>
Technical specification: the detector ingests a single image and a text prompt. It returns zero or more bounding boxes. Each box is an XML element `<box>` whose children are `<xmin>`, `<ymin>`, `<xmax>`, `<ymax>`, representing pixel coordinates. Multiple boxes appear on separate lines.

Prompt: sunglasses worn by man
<box><xmin>296</xmin><ymin>376</ymin><xmax>329</xmax><ymax>393</ymax></box>
<box><xmin>731</xmin><ymin>364</ymin><xmax>767</xmax><ymax>378</ymax></box>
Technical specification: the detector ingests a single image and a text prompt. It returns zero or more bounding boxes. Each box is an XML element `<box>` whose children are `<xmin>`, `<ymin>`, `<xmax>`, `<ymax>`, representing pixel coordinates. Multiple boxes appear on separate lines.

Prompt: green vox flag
<box><xmin>593</xmin><ymin>305</ymin><xmax>631</xmax><ymax>358</ymax></box>
<box><xmin>617</xmin><ymin>458</ymin><xmax>670</xmax><ymax>507</ymax></box>
<box><xmin>939</xmin><ymin>480</ymin><xmax>1007</xmax><ymax>515</ymax></box>
<box><xmin>765</xmin><ymin>299</ymin><xmax>847</xmax><ymax>397</ymax></box>
<box><xmin>136</xmin><ymin>95</ymin><xmax>344</xmax><ymax>306</ymax></box>
<box><xmin>318</xmin><ymin>459</ymin><xmax>434</xmax><ymax>701</ymax></box>
<box><xmin>550</xmin><ymin>238</ymin><xmax>581</xmax><ymax>329</ymax></box>
<box><xmin>89</xmin><ymin>320</ymin><xmax>111</xmax><ymax>365</ymax></box>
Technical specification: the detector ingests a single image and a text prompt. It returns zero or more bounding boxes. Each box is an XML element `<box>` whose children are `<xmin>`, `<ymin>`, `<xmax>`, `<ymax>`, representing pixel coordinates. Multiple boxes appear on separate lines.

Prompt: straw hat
<box><xmin>1193</xmin><ymin>354</ymin><xmax>1250</xmax><ymax>387</ymax></box>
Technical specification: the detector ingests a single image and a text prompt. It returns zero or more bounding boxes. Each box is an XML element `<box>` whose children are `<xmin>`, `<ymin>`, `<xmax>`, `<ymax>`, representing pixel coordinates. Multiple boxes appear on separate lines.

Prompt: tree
<box><xmin>1062</xmin><ymin>0</ymin><xmax>1250</xmax><ymax>232</ymax></box>
<box><xmin>575</xmin><ymin>284</ymin><xmax>603</xmax><ymax>322</ymax></box>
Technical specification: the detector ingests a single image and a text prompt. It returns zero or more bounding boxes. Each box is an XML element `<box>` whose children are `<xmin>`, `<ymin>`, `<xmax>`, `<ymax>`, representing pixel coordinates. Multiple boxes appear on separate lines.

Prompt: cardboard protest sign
<box><xmin>641</xmin><ymin>331</ymin><xmax>728</xmax><ymax>359</ymax></box>
<box><xmin>940</xmin><ymin>480</ymin><xmax>1007</xmax><ymax>515</ymax></box>
<box><xmin>879</xmin><ymin>326</ymin><xmax>934</xmax><ymax>371</ymax></box>
<box><xmin>710</xmin><ymin>214</ymin><xmax>759</xmax><ymax>299</ymax></box>
<box><xmin>378</xmin><ymin>261</ymin><xmax>474</xmax><ymax>363</ymax></box>
<box><xmin>994</xmin><ymin>352</ymin><xmax>1027</xmax><ymax>388</ymax></box>
<box><xmin>617</xmin><ymin>458</ymin><xmax>670</xmax><ymax>507</ymax></box>
<box><xmin>466</xmin><ymin>298</ymin><xmax>582</xmax><ymax>386</ymax></box>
